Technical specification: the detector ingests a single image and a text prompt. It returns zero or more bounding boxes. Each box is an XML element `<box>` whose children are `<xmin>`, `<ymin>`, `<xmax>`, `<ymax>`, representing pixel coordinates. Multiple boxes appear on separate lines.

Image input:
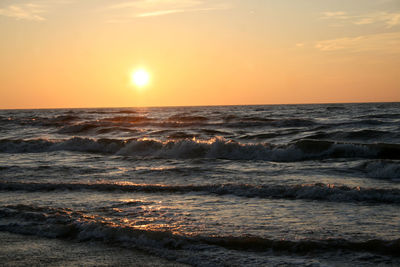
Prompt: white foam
<box><xmin>1</xmin><ymin>137</ymin><xmax>397</xmax><ymax>162</ymax></box>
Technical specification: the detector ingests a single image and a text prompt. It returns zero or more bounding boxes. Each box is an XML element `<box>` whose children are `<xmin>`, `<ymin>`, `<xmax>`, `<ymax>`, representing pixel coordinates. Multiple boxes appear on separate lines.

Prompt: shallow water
<box><xmin>1</xmin><ymin>103</ymin><xmax>400</xmax><ymax>266</ymax></box>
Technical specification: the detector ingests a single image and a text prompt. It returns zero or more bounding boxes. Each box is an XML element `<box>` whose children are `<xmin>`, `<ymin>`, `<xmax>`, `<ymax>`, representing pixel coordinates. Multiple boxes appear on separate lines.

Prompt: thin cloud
<box><xmin>109</xmin><ymin>0</ymin><xmax>202</xmax><ymax>10</ymax></box>
<box><xmin>321</xmin><ymin>11</ymin><xmax>400</xmax><ymax>28</ymax></box>
<box><xmin>136</xmin><ymin>6</ymin><xmax>230</xmax><ymax>17</ymax></box>
<box><xmin>353</xmin><ymin>12</ymin><xmax>400</xmax><ymax>28</ymax></box>
<box><xmin>0</xmin><ymin>1</ymin><xmax>75</xmax><ymax>21</ymax></box>
<box><xmin>321</xmin><ymin>11</ymin><xmax>349</xmax><ymax>20</ymax></box>
<box><xmin>315</xmin><ymin>32</ymin><xmax>400</xmax><ymax>53</ymax></box>
<box><xmin>106</xmin><ymin>0</ymin><xmax>231</xmax><ymax>21</ymax></box>
<box><xmin>0</xmin><ymin>3</ymin><xmax>46</xmax><ymax>21</ymax></box>
<box><xmin>137</xmin><ymin>9</ymin><xmax>185</xmax><ymax>17</ymax></box>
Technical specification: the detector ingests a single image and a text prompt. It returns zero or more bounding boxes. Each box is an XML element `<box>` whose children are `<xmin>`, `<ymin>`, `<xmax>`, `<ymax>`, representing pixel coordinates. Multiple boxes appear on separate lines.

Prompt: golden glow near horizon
<box><xmin>0</xmin><ymin>0</ymin><xmax>399</xmax><ymax>108</ymax></box>
<box><xmin>131</xmin><ymin>69</ymin><xmax>150</xmax><ymax>88</ymax></box>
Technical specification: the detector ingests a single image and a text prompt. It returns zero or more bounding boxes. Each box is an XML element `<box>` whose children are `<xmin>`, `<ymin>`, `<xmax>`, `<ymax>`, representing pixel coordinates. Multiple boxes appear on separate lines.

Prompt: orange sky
<box><xmin>1</xmin><ymin>0</ymin><xmax>399</xmax><ymax>109</ymax></box>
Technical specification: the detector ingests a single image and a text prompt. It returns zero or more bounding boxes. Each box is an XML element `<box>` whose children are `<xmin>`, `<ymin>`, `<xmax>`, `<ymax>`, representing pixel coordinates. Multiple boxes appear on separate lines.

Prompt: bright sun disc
<box><xmin>131</xmin><ymin>69</ymin><xmax>150</xmax><ymax>87</ymax></box>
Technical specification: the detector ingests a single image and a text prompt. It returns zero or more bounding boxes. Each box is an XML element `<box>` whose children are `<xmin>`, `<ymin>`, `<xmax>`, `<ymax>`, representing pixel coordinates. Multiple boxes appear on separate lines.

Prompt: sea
<box><xmin>1</xmin><ymin>103</ymin><xmax>400</xmax><ymax>266</ymax></box>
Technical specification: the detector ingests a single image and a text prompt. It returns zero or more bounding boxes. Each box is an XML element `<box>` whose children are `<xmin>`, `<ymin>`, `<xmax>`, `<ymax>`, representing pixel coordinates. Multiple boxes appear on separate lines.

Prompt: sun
<box><xmin>131</xmin><ymin>69</ymin><xmax>150</xmax><ymax>88</ymax></box>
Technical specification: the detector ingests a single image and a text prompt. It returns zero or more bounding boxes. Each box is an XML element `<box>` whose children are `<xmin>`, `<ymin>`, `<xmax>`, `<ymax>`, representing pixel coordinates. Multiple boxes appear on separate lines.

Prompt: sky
<box><xmin>0</xmin><ymin>0</ymin><xmax>399</xmax><ymax>109</ymax></box>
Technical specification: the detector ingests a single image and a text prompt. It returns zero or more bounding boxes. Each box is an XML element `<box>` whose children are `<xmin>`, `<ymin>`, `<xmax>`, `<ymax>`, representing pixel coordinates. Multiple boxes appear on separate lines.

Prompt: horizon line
<box><xmin>1</xmin><ymin>101</ymin><xmax>399</xmax><ymax>111</ymax></box>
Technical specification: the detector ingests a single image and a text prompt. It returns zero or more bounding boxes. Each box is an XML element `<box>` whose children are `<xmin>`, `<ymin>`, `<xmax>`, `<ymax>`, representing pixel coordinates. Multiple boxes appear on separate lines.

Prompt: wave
<box><xmin>57</xmin><ymin>123</ymin><xmax>100</xmax><ymax>134</ymax></box>
<box><xmin>353</xmin><ymin>119</ymin><xmax>385</xmax><ymax>126</ymax></box>
<box><xmin>2</xmin><ymin>181</ymin><xmax>400</xmax><ymax>204</ymax></box>
<box><xmin>238</xmin><ymin>133</ymin><xmax>282</xmax><ymax>140</ymax></box>
<box><xmin>238</xmin><ymin>130</ymin><xmax>302</xmax><ymax>140</ymax></box>
<box><xmin>147</xmin><ymin>114</ymin><xmax>317</xmax><ymax>128</ymax></box>
<box><xmin>56</xmin><ymin>120</ymin><xmax>213</xmax><ymax>134</ymax></box>
<box><xmin>356</xmin><ymin>160</ymin><xmax>400</xmax><ymax>180</ymax></box>
<box><xmin>357</xmin><ymin>113</ymin><xmax>400</xmax><ymax>119</ymax></box>
<box><xmin>112</xmin><ymin>110</ymin><xmax>137</xmax><ymax>114</ymax></box>
<box><xmin>167</xmin><ymin>132</ymin><xmax>198</xmax><ymax>139</ymax></box>
<box><xmin>0</xmin><ymin>204</ymin><xmax>399</xmax><ymax>257</ymax></box>
<box><xmin>100</xmin><ymin>114</ymin><xmax>207</xmax><ymax>125</ymax></box>
<box><xmin>201</xmin><ymin>236</ymin><xmax>400</xmax><ymax>256</ymax></box>
<box><xmin>200</xmin><ymin>129</ymin><xmax>231</xmax><ymax>135</ymax></box>
<box><xmin>1</xmin><ymin>137</ymin><xmax>400</xmax><ymax>161</ymax></box>
<box><xmin>3</xmin><ymin>115</ymin><xmax>81</xmax><ymax>127</ymax></box>
<box><xmin>57</xmin><ymin>124</ymin><xmax>140</xmax><ymax>135</ymax></box>
<box><xmin>326</xmin><ymin>106</ymin><xmax>345</xmax><ymax>111</ymax></box>
<box><xmin>102</xmin><ymin>115</ymin><xmax>155</xmax><ymax>123</ymax></box>
<box><xmin>304</xmin><ymin>129</ymin><xmax>398</xmax><ymax>142</ymax></box>
<box><xmin>223</xmin><ymin>117</ymin><xmax>317</xmax><ymax>128</ymax></box>
<box><xmin>0</xmin><ymin>137</ymin><xmax>125</xmax><ymax>154</ymax></box>
<box><xmin>167</xmin><ymin>114</ymin><xmax>209</xmax><ymax>122</ymax></box>
<box><xmin>293</xmin><ymin>139</ymin><xmax>400</xmax><ymax>160</ymax></box>
<box><xmin>5</xmin><ymin>113</ymin><xmax>371</xmax><ymax>134</ymax></box>
<box><xmin>51</xmin><ymin>115</ymin><xmax>81</xmax><ymax>123</ymax></box>
<box><xmin>85</xmin><ymin>110</ymin><xmax>137</xmax><ymax>114</ymax></box>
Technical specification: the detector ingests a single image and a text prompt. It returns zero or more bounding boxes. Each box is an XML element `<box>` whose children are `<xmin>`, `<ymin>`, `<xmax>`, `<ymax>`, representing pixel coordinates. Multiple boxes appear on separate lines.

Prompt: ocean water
<box><xmin>1</xmin><ymin>103</ymin><xmax>400</xmax><ymax>266</ymax></box>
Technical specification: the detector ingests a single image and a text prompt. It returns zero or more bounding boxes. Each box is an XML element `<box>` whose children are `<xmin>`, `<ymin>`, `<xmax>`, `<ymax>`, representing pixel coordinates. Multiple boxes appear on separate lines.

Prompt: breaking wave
<box><xmin>2</xmin><ymin>182</ymin><xmax>400</xmax><ymax>204</ymax></box>
<box><xmin>356</xmin><ymin>160</ymin><xmax>400</xmax><ymax>180</ymax></box>
<box><xmin>304</xmin><ymin>129</ymin><xmax>398</xmax><ymax>142</ymax></box>
<box><xmin>1</xmin><ymin>137</ymin><xmax>400</xmax><ymax>161</ymax></box>
<box><xmin>3</xmin><ymin>112</ymin><xmax>324</xmax><ymax>130</ymax></box>
<box><xmin>0</xmin><ymin>204</ymin><xmax>399</xmax><ymax>257</ymax></box>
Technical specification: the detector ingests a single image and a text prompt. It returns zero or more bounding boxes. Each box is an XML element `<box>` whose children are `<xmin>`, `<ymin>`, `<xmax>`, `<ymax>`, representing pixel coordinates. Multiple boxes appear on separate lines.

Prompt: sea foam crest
<box><xmin>1</xmin><ymin>204</ymin><xmax>399</xmax><ymax>257</ymax></box>
<box><xmin>1</xmin><ymin>137</ymin><xmax>400</xmax><ymax>161</ymax></box>
<box><xmin>2</xmin><ymin>182</ymin><xmax>400</xmax><ymax>204</ymax></box>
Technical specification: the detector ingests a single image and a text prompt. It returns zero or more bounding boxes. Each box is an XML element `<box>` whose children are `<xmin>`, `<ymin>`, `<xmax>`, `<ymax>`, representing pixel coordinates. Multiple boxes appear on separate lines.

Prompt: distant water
<box><xmin>1</xmin><ymin>103</ymin><xmax>400</xmax><ymax>266</ymax></box>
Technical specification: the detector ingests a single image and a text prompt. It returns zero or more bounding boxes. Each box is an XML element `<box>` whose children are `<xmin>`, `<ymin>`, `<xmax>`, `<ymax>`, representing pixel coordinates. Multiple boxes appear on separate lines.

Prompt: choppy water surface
<box><xmin>1</xmin><ymin>103</ymin><xmax>400</xmax><ymax>266</ymax></box>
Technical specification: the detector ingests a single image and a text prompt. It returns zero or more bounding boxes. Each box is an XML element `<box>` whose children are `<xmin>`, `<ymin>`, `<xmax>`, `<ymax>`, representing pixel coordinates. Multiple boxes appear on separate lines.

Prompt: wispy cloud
<box><xmin>321</xmin><ymin>11</ymin><xmax>349</xmax><ymax>20</ymax></box>
<box><xmin>109</xmin><ymin>0</ymin><xmax>203</xmax><ymax>10</ymax></box>
<box><xmin>321</xmin><ymin>11</ymin><xmax>400</xmax><ymax>28</ymax></box>
<box><xmin>136</xmin><ymin>9</ymin><xmax>184</xmax><ymax>17</ymax></box>
<box><xmin>106</xmin><ymin>0</ymin><xmax>231</xmax><ymax>21</ymax></box>
<box><xmin>136</xmin><ymin>6</ymin><xmax>229</xmax><ymax>17</ymax></box>
<box><xmin>315</xmin><ymin>32</ymin><xmax>400</xmax><ymax>53</ymax></box>
<box><xmin>0</xmin><ymin>1</ymin><xmax>75</xmax><ymax>21</ymax></box>
<box><xmin>0</xmin><ymin>3</ymin><xmax>46</xmax><ymax>21</ymax></box>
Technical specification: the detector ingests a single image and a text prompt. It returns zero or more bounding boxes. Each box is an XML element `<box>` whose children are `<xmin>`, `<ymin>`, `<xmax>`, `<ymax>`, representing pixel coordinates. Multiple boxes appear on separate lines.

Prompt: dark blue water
<box><xmin>1</xmin><ymin>103</ymin><xmax>400</xmax><ymax>266</ymax></box>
